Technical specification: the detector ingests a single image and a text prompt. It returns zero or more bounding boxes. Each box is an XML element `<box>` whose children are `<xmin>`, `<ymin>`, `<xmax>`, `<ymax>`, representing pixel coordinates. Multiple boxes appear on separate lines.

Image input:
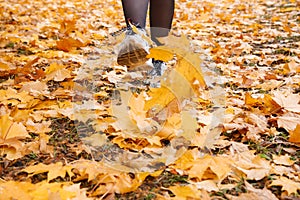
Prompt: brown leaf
<box><xmin>60</xmin><ymin>18</ymin><xmax>77</xmax><ymax>35</ymax></box>
<box><xmin>56</xmin><ymin>37</ymin><xmax>86</xmax><ymax>52</ymax></box>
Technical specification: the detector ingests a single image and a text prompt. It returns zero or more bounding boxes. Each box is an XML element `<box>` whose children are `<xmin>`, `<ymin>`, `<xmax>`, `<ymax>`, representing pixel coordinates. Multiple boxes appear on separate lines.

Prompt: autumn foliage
<box><xmin>0</xmin><ymin>0</ymin><xmax>300</xmax><ymax>199</ymax></box>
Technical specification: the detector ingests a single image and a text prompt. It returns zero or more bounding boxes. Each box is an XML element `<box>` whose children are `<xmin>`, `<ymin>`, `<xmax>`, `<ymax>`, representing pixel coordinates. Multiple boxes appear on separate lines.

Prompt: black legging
<box><xmin>121</xmin><ymin>0</ymin><xmax>174</xmax><ymax>45</ymax></box>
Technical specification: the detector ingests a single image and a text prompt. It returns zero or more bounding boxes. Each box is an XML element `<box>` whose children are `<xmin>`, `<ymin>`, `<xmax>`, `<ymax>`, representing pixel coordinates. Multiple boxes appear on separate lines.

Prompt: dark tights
<box><xmin>121</xmin><ymin>0</ymin><xmax>174</xmax><ymax>45</ymax></box>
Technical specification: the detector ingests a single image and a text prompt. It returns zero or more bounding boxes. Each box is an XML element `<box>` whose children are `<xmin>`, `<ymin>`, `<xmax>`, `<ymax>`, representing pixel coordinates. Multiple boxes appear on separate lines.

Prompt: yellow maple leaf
<box><xmin>168</xmin><ymin>185</ymin><xmax>209</xmax><ymax>200</ymax></box>
<box><xmin>25</xmin><ymin>119</ymin><xmax>52</xmax><ymax>134</ymax></box>
<box><xmin>113</xmin><ymin>172</ymin><xmax>150</xmax><ymax>194</ymax></box>
<box><xmin>146</xmin><ymin>46</ymin><xmax>174</xmax><ymax>62</ymax></box>
<box><xmin>235</xmin><ymin>152</ymin><xmax>271</xmax><ymax>181</ymax></box>
<box><xmin>175</xmin><ymin>55</ymin><xmax>206</xmax><ymax>95</ymax></box>
<box><xmin>144</xmin><ymin>86</ymin><xmax>176</xmax><ymax>112</ymax></box>
<box><xmin>59</xmin><ymin>18</ymin><xmax>77</xmax><ymax>35</ymax></box>
<box><xmin>0</xmin><ymin>181</ymin><xmax>33</xmax><ymax>200</ymax></box>
<box><xmin>175</xmin><ymin>154</ymin><xmax>232</xmax><ymax>181</ymax></box>
<box><xmin>31</xmin><ymin>181</ymin><xmax>77</xmax><ymax>200</ymax></box>
<box><xmin>189</xmin><ymin>155</ymin><xmax>231</xmax><ymax>180</ymax></box>
<box><xmin>269</xmin><ymin>176</ymin><xmax>300</xmax><ymax>195</ymax></box>
<box><xmin>0</xmin><ymin>61</ymin><xmax>10</xmax><ymax>70</ymax></box>
<box><xmin>0</xmin><ymin>138</ymin><xmax>24</xmax><ymax>160</ymax></box>
<box><xmin>245</xmin><ymin>93</ymin><xmax>282</xmax><ymax>114</ymax></box>
<box><xmin>262</xmin><ymin>94</ymin><xmax>281</xmax><ymax>114</ymax></box>
<box><xmin>56</xmin><ymin>37</ymin><xmax>86</xmax><ymax>52</ymax></box>
<box><xmin>0</xmin><ymin>181</ymin><xmax>82</xmax><ymax>200</ymax></box>
<box><xmin>147</xmin><ymin>34</ymin><xmax>206</xmax><ymax>94</ymax></box>
<box><xmin>284</xmin><ymin>60</ymin><xmax>300</xmax><ymax>73</ymax></box>
<box><xmin>20</xmin><ymin>80</ymin><xmax>49</xmax><ymax>97</ymax></box>
<box><xmin>70</xmin><ymin>160</ymin><xmax>159</xmax><ymax>195</ymax></box>
<box><xmin>0</xmin><ymin>114</ymin><xmax>29</xmax><ymax>140</ymax></box>
<box><xmin>111</xmin><ymin>91</ymin><xmax>144</xmax><ymax>135</ymax></box>
<box><xmin>23</xmin><ymin>162</ymin><xmax>74</xmax><ymax>182</ymax></box>
<box><xmin>289</xmin><ymin>124</ymin><xmax>300</xmax><ymax>143</ymax></box>
<box><xmin>245</xmin><ymin>92</ymin><xmax>260</xmax><ymax>106</ymax></box>
<box><xmin>0</xmin><ymin>88</ymin><xmax>34</xmax><ymax>107</ymax></box>
<box><xmin>46</xmin><ymin>67</ymin><xmax>72</xmax><ymax>82</ymax></box>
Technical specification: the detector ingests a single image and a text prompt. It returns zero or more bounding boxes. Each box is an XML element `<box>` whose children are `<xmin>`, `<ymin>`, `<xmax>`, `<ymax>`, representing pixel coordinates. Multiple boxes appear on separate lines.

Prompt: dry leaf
<box><xmin>168</xmin><ymin>185</ymin><xmax>208</xmax><ymax>200</ymax></box>
<box><xmin>23</xmin><ymin>162</ymin><xmax>74</xmax><ymax>182</ymax></box>
<box><xmin>269</xmin><ymin>176</ymin><xmax>300</xmax><ymax>195</ymax></box>
<box><xmin>272</xmin><ymin>154</ymin><xmax>295</xmax><ymax>166</ymax></box>
<box><xmin>56</xmin><ymin>37</ymin><xmax>86</xmax><ymax>52</ymax></box>
<box><xmin>1</xmin><ymin>0</ymin><xmax>299</xmax><ymax>199</ymax></box>
<box><xmin>289</xmin><ymin>124</ymin><xmax>300</xmax><ymax>143</ymax></box>
<box><xmin>0</xmin><ymin>181</ymin><xmax>83</xmax><ymax>200</ymax></box>
<box><xmin>82</xmin><ymin>133</ymin><xmax>108</xmax><ymax>147</ymax></box>
<box><xmin>195</xmin><ymin>180</ymin><xmax>219</xmax><ymax>192</ymax></box>
<box><xmin>272</xmin><ymin>91</ymin><xmax>300</xmax><ymax>113</ymax></box>
<box><xmin>0</xmin><ymin>114</ymin><xmax>29</xmax><ymax>140</ymax></box>
<box><xmin>277</xmin><ymin>115</ymin><xmax>300</xmax><ymax>132</ymax></box>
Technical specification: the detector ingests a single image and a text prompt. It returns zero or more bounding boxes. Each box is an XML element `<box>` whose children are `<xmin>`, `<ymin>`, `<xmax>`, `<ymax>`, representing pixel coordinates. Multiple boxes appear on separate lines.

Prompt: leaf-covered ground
<box><xmin>0</xmin><ymin>0</ymin><xmax>300</xmax><ymax>199</ymax></box>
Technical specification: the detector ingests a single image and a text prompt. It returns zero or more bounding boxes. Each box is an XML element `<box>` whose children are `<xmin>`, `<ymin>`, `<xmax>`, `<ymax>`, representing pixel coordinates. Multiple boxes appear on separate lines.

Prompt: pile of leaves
<box><xmin>0</xmin><ymin>0</ymin><xmax>299</xmax><ymax>199</ymax></box>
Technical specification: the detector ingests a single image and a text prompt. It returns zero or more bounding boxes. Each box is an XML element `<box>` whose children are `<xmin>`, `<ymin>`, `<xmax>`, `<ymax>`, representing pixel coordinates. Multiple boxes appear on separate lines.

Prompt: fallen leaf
<box><xmin>56</xmin><ymin>37</ymin><xmax>86</xmax><ymax>52</ymax></box>
<box><xmin>82</xmin><ymin>133</ymin><xmax>108</xmax><ymax>147</ymax></box>
<box><xmin>234</xmin><ymin>151</ymin><xmax>271</xmax><ymax>180</ymax></box>
<box><xmin>0</xmin><ymin>114</ymin><xmax>29</xmax><ymax>140</ymax></box>
<box><xmin>47</xmin><ymin>68</ymin><xmax>72</xmax><ymax>82</ymax></box>
<box><xmin>0</xmin><ymin>138</ymin><xmax>25</xmax><ymax>160</ymax></box>
<box><xmin>25</xmin><ymin>119</ymin><xmax>52</xmax><ymax>134</ymax></box>
<box><xmin>289</xmin><ymin>124</ymin><xmax>300</xmax><ymax>143</ymax></box>
<box><xmin>183</xmin><ymin>154</ymin><xmax>232</xmax><ymax>181</ymax></box>
<box><xmin>269</xmin><ymin>176</ymin><xmax>300</xmax><ymax>195</ymax></box>
<box><xmin>168</xmin><ymin>185</ymin><xmax>208</xmax><ymax>200</ymax></box>
<box><xmin>244</xmin><ymin>181</ymin><xmax>279</xmax><ymax>200</ymax></box>
<box><xmin>0</xmin><ymin>181</ymin><xmax>83</xmax><ymax>200</ymax></box>
<box><xmin>272</xmin><ymin>91</ymin><xmax>300</xmax><ymax>113</ymax></box>
<box><xmin>23</xmin><ymin>162</ymin><xmax>74</xmax><ymax>182</ymax></box>
<box><xmin>277</xmin><ymin>114</ymin><xmax>300</xmax><ymax>132</ymax></box>
<box><xmin>272</xmin><ymin>154</ymin><xmax>295</xmax><ymax>166</ymax></box>
<box><xmin>195</xmin><ymin>180</ymin><xmax>219</xmax><ymax>192</ymax></box>
<box><xmin>20</xmin><ymin>81</ymin><xmax>49</xmax><ymax>97</ymax></box>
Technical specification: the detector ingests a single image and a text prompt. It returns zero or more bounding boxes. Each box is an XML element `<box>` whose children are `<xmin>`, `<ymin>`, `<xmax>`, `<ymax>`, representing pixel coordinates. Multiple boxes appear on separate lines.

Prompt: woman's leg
<box><xmin>150</xmin><ymin>0</ymin><xmax>174</xmax><ymax>44</ymax></box>
<box><xmin>121</xmin><ymin>0</ymin><xmax>149</xmax><ymax>28</ymax></box>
